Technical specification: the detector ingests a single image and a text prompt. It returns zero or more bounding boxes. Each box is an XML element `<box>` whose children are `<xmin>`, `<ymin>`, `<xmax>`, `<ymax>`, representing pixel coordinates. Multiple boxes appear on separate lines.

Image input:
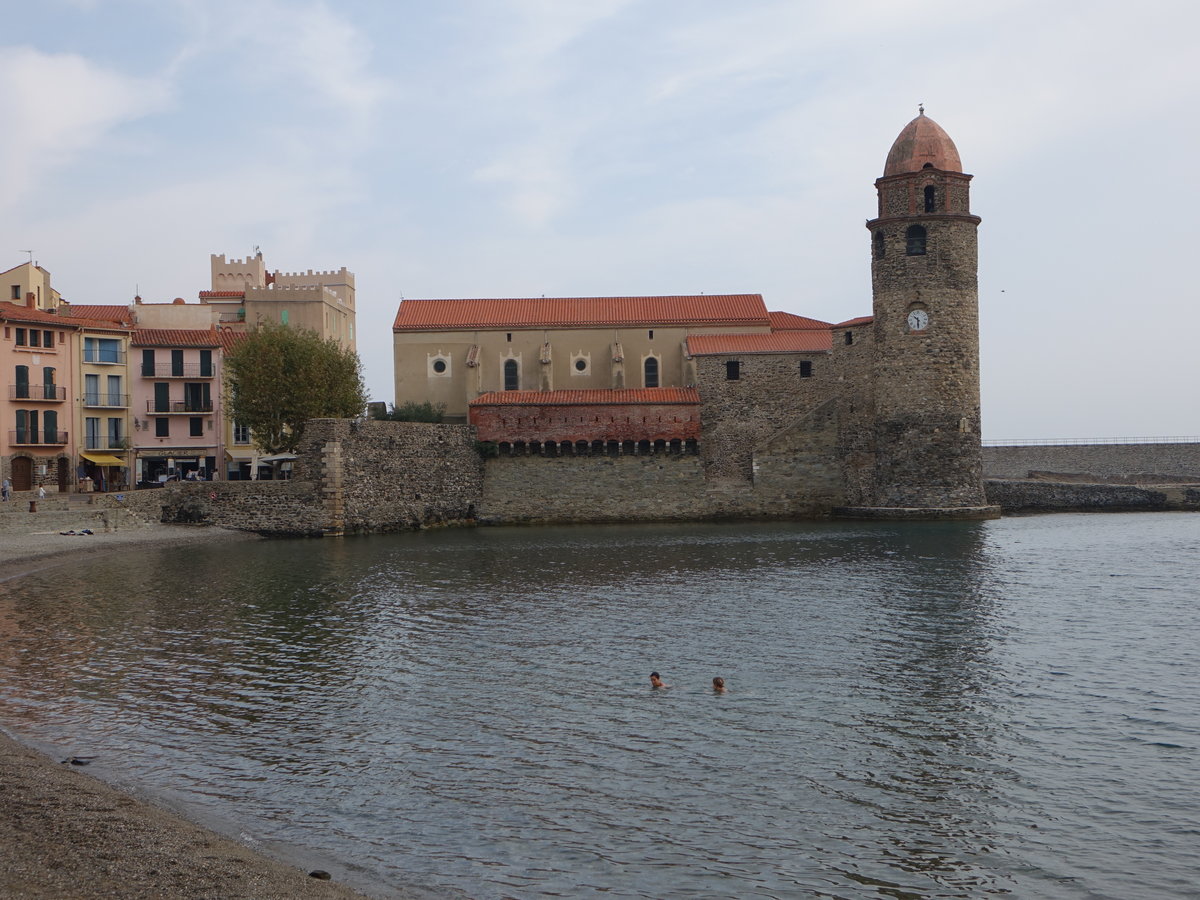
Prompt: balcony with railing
<box><xmin>10</xmin><ymin>429</ymin><xmax>69</xmax><ymax>446</ymax></box>
<box><xmin>140</xmin><ymin>363</ymin><xmax>216</xmax><ymax>378</ymax></box>
<box><xmin>83</xmin><ymin>436</ymin><xmax>127</xmax><ymax>451</ymax></box>
<box><xmin>83</xmin><ymin>349</ymin><xmax>127</xmax><ymax>365</ymax></box>
<box><xmin>9</xmin><ymin>384</ymin><xmax>67</xmax><ymax>402</ymax></box>
<box><xmin>145</xmin><ymin>400</ymin><xmax>214</xmax><ymax>414</ymax></box>
<box><xmin>84</xmin><ymin>393</ymin><xmax>131</xmax><ymax>409</ymax></box>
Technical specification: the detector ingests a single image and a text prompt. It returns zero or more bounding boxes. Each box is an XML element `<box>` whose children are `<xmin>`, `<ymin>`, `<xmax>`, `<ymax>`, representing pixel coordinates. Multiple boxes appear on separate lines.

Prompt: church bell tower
<box><xmin>864</xmin><ymin>109</ymin><xmax>992</xmax><ymax>513</ymax></box>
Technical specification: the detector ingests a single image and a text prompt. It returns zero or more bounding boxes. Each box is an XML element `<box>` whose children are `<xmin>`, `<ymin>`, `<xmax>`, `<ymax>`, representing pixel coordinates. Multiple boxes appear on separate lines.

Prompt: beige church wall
<box><xmin>393</xmin><ymin>322</ymin><xmax>769</xmax><ymax>419</ymax></box>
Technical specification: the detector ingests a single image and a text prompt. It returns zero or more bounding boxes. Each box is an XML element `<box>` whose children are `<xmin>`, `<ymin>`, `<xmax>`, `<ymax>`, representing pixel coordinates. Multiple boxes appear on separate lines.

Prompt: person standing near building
<box><xmin>2</xmin><ymin>477</ymin><xmax>10</xmax><ymax>501</ymax></box>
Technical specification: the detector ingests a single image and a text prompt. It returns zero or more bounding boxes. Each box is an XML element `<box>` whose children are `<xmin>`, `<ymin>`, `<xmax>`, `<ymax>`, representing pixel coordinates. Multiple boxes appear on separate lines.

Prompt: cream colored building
<box><xmin>4</xmin><ymin>261</ymin><xmax>62</xmax><ymax>311</ymax></box>
<box><xmin>391</xmin><ymin>295</ymin><xmax>825</xmax><ymax>422</ymax></box>
<box><xmin>127</xmin><ymin>251</ymin><xmax>356</xmax><ymax>350</ymax></box>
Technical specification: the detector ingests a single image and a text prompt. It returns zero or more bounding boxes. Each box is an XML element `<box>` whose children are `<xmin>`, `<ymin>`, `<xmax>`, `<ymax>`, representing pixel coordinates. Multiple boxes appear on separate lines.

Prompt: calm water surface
<box><xmin>2</xmin><ymin>513</ymin><xmax>1199</xmax><ymax>899</ymax></box>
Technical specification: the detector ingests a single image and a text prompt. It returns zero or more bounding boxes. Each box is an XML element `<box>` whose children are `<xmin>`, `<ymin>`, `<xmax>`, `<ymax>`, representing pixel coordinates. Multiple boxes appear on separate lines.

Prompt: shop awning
<box><xmin>81</xmin><ymin>453</ymin><xmax>127</xmax><ymax>466</ymax></box>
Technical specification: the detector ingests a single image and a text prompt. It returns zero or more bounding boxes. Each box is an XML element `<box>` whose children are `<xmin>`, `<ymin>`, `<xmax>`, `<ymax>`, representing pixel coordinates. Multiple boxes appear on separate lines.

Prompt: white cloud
<box><xmin>167</xmin><ymin>0</ymin><xmax>389</xmax><ymax>137</ymax></box>
<box><xmin>0</xmin><ymin>47</ymin><xmax>170</xmax><ymax>208</ymax></box>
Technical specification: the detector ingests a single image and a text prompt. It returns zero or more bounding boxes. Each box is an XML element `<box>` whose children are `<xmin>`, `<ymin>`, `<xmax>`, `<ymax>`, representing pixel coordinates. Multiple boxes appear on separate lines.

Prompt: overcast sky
<box><xmin>3</xmin><ymin>0</ymin><xmax>1197</xmax><ymax>440</ymax></box>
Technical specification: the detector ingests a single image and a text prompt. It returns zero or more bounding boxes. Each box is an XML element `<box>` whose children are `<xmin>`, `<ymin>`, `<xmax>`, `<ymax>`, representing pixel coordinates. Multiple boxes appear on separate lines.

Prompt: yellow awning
<box><xmin>80</xmin><ymin>453</ymin><xmax>126</xmax><ymax>466</ymax></box>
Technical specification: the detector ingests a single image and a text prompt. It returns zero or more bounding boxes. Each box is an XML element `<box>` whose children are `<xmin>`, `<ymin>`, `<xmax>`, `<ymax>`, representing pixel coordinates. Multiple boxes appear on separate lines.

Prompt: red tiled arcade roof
<box><xmin>394</xmin><ymin>295</ymin><xmax>770</xmax><ymax>331</ymax></box>
<box><xmin>688</xmin><ymin>331</ymin><xmax>832</xmax><ymax>355</ymax></box>
<box><xmin>471</xmin><ymin>388</ymin><xmax>699</xmax><ymax>407</ymax></box>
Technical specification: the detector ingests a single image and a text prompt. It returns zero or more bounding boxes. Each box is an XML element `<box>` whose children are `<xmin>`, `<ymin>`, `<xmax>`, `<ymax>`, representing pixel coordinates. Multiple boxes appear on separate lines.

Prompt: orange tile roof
<box><xmin>835</xmin><ymin>316</ymin><xmax>873</xmax><ymax>328</ymax></box>
<box><xmin>216</xmin><ymin>329</ymin><xmax>248</xmax><ymax>352</ymax></box>
<box><xmin>132</xmin><ymin>328</ymin><xmax>222</xmax><ymax>348</ymax></box>
<box><xmin>471</xmin><ymin>388</ymin><xmax>700</xmax><ymax>407</ymax></box>
<box><xmin>199</xmin><ymin>290</ymin><xmax>245</xmax><ymax>299</ymax></box>
<box><xmin>688</xmin><ymin>331</ymin><xmax>832</xmax><ymax>355</ymax></box>
<box><xmin>62</xmin><ymin>304</ymin><xmax>134</xmax><ymax>325</ymax></box>
<box><xmin>769</xmin><ymin>311</ymin><xmax>833</xmax><ymax>330</ymax></box>
<box><xmin>394</xmin><ymin>295</ymin><xmax>770</xmax><ymax>331</ymax></box>
<box><xmin>0</xmin><ymin>302</ymin><xmax>79</xmax><ymax>327</ymax></box>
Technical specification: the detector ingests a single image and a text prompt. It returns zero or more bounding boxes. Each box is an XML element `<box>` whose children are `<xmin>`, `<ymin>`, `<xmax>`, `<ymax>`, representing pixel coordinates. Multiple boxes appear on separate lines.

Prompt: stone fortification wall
<box><xmin>831</xmin><ymin>321</ymin><xmax>876</xmax><ymax>506</ymax></box>
<box><xmin>96</xmin><ymin>480</ymin><xmax>326</xmax><ymax>535</ymax></box>
<box><xmin>95</xmin><ymin>420</ymin><xmax>483</xmax><ymax>536</ymax></box>
<box><xmin>695</xmin><ymin>352</ymin><xmax>832</xmax><ymax>480</ymax></box>
<box><xmin>748</xmin><ymin>399</ymin><xmax>845</xmax><ymax>515</ymax></box>
<box><xmin>296</xmin><ymin>419</ymin><xmax>482</xmax><ymax>533</ymax></box>
<box><xmin>986</xmin><ymin>480</ymin><xmax>1200</xmax><ymax>513</ymax></box>
<box><xmin>479</xmin><ymin>405</ymin><xmax>843</xmax><ymax>524</ymax></box>
<box><xmin>983</xmin><ymin>443</ymin><xmax>1200</xmax><ymax>482</ymax></box>
<box><xmin>480</xmin><ymin>453</ymin><xmax>706</xmax><ymax>523</ymax></box>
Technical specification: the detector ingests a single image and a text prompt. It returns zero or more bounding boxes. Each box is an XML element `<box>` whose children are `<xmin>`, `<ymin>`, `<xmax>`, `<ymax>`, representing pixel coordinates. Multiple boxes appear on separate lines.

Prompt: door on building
<box><xmin>11</xmin><ymin>457</ymin><xmax>32</xmax><ymax>491</ymax></box>
<box><xmin>57</xmin><ymin>457</ymin><xmax>69</xmax><ymax>492</ymax></box>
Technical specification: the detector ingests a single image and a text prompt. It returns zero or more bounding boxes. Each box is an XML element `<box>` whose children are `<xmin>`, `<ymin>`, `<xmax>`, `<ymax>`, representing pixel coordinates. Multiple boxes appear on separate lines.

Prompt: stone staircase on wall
<box><xmin>0</xmin><ymin>492</ymin><xmax>152</xmax><ymax>537</ymax></box>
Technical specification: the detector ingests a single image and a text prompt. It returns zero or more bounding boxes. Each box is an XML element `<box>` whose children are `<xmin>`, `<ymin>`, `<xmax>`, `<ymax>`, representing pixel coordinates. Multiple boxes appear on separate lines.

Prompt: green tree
<box><xmin>224</xmin><ymin>325</ymin><xmax>367</xmax><ymax>454</ymax></box>
<box><xmin>372</xmin><ymin>400</ymin><xmax>446</xmax><ymax>423</ymax></box>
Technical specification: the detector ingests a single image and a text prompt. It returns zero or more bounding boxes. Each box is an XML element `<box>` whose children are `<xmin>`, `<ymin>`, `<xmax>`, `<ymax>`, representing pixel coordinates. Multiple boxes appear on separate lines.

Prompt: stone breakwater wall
<box><xmin>95</xmin><ymin>432</ymin><xmax>1200</xmax><ymax>534</ymax></box>
<box><xmin>96</xmin><ymin>420</ymin><xmax>483</xmax><ymax>536</ymax></box>
<box><xmin>985</xmin><ymin>480</ymin><xmax>1200</xmax><ymax>513</ymax></box>
<box><xmin>95</xmin><ymin>480</ymin><xmax>326</xmax><ymax>535</ymax></box>
<box><xmin>983</xmin><ymin>443</ymin><xmax>1200</xmax><ymax>482</ymax></box>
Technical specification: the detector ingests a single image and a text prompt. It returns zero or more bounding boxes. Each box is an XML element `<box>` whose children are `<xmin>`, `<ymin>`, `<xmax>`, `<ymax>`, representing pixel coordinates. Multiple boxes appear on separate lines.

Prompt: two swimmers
<box><xmin>650</xmin><ymin>672</ymin><xmax>727</xmax><ymax>693</ymax></box>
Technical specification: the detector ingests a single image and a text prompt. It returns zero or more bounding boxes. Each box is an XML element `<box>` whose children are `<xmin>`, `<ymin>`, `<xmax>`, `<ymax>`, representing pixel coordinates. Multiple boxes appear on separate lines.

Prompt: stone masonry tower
<box><xmin>863</xmin><ymin>109</ymin><xmax>992</xmax><ymax>513</ymax></box>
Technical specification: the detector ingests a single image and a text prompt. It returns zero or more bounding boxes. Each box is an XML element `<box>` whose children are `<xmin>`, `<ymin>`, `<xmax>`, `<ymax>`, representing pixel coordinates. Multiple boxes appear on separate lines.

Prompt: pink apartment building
<box><xmin>1</xmin><ymin>296</ymin><xmax>77</xmax><ymax>492</ymax></box>
<box><xmin>130</xmin><ymin>329</ymin><xmax>224</xmax><ymax>484</ymax></box>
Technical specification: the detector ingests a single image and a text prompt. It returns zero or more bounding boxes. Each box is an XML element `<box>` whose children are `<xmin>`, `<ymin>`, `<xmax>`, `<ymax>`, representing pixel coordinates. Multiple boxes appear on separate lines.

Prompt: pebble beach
<box><xmin>0</xmin><ymin>516</ymin><xmax>384</xmax><ymax>899</ymax></box>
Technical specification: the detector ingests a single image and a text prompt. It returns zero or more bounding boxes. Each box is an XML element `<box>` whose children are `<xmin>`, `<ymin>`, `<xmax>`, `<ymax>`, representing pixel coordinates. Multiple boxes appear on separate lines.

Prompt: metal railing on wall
<box><xmin>983</xmin><ymin>436</ymin><xmax>1200</xmax><ymax>447</ymax></box>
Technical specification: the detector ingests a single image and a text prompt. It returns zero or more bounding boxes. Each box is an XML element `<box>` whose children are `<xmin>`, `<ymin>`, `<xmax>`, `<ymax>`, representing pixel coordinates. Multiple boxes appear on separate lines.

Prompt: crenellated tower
<box><xmin>863</xmin><ymin>109</ymin><xmax>991</xmax><ymax>512</ymax></box>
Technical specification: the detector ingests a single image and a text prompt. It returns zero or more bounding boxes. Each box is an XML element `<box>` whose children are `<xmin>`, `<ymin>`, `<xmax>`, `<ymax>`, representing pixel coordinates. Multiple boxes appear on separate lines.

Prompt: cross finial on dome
<box><xmin>918</xmin><ymin>103</ymin><xmax>924</xmax><ymax>115</ymax></box>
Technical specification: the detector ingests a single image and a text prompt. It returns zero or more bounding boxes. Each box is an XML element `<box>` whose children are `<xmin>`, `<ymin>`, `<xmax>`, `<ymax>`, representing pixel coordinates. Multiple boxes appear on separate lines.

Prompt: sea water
<box><xmin>2</xmin><ymin>513</ymin><xmax>1198</xmax><ymax>899</ymax></box>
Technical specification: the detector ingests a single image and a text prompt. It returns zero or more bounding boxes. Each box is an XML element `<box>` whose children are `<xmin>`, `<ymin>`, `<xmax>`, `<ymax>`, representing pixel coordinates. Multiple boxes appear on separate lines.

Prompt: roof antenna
<box><xmin>21</xmin><ymin>250</ymin><xmax>33</xmax><ymax>264</ymax></box>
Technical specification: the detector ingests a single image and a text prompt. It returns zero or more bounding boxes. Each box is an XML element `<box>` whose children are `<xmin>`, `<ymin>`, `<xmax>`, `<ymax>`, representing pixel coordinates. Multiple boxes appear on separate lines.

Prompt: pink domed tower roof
<box><xmin>883</xmin><ymin>108</ymin><xmax>962</xmax><ymax>176</ymax></box>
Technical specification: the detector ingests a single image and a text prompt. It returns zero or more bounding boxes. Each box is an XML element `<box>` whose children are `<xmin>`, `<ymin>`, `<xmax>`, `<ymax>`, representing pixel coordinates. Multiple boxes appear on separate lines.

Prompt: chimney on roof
<box><xmin>25</xmin><ymin>292</ymin><xmax>35</xmax><ymax>309</ymax></box>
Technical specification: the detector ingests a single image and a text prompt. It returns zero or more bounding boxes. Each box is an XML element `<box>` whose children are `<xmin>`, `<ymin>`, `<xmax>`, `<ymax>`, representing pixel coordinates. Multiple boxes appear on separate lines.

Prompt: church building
<box><xmin>391</xmin><ymin>111</ymin><xmax>996</xmax><ymax>519</ymax></box>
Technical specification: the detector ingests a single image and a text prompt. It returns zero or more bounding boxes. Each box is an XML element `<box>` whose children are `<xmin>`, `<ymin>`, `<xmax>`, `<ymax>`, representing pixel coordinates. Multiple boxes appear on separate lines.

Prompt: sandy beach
<box><xmin>0</xmin><ymin>521</ymin><xmax>384</xmax><ymax>899</ymax></box>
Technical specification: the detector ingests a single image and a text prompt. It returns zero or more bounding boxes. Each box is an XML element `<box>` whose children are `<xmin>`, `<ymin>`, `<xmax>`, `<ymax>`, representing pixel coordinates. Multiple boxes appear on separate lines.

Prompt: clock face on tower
<box><xmin>907</xmin><ymin>309</ymin><xmax>929</xmax><ymax>332</ymax></box>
